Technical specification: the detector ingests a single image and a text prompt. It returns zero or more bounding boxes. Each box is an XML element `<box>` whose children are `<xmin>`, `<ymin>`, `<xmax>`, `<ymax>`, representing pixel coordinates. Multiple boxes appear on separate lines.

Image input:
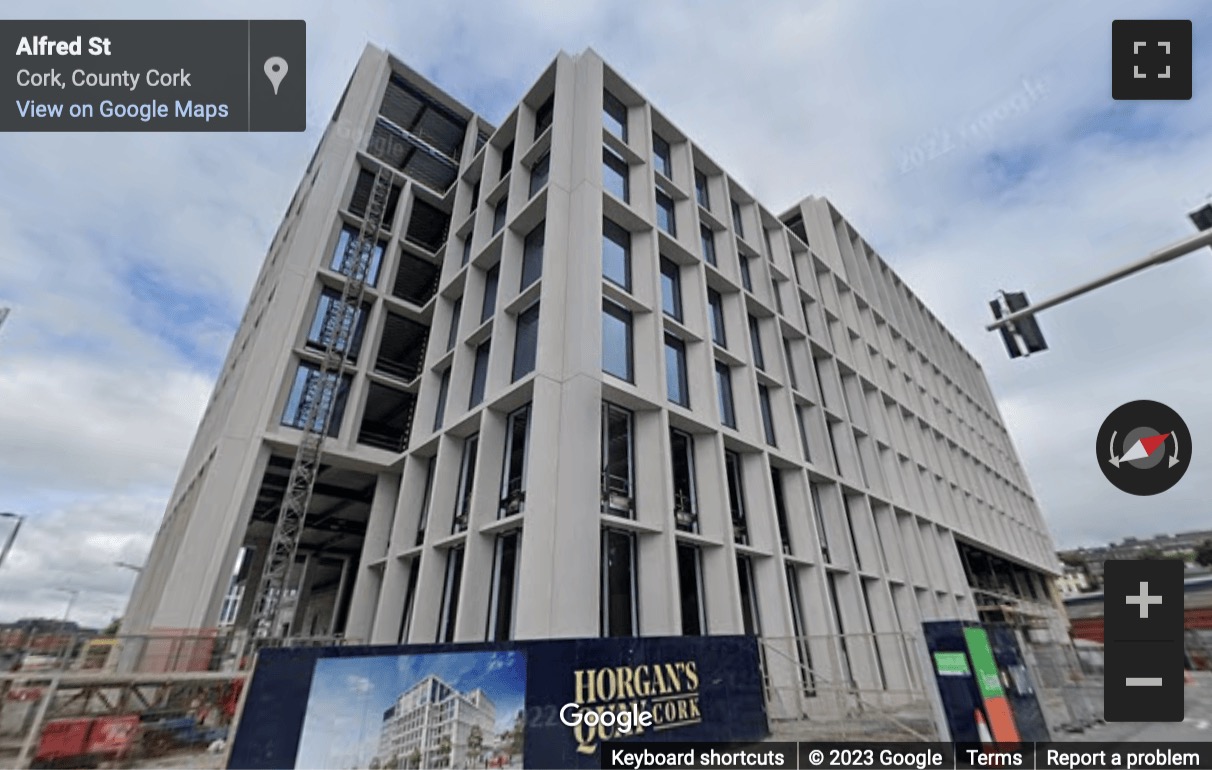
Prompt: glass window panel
<box><xmin>521</xmin><ymin>221</ymin><xmax>545</xmax><ymax>289</ymax></box>
<box><xmin>602</xmin><ymin>218</ymin><xmax>631</xmax><ymax>291</ymax></box>
<box><xmin>499</xmin><ymin>406</ymin><xmax>530</xmax><ymax>516</ymax></box>
<box><xmin>481</xmin><ymin>264</ymin><xmax>499</xmax><ymax>323</ymax></box>
<box><xmin>759</xmin><ymin>384</ymin><xmax>777</xmax><ymax>446</ymax></box>
<box><xmin>469</xmin><ymin>340</ymin><xmax>490</xmax><ymax>407</ymax></box>
<box><xmin>512</xmin><ymin>304</ymin><xmax>539</xmax><ymax>381</ymax></box>
<box><xmin>446</xmin><ymin>297</ymin><xmax>462</xmax><ymax>351</ymax></box>
<box><xmin>601</xmin><ymin>402</ymin><xmax>634</xmax><ymax>517</ymax></box>
<box><xmin>694</xmin><ymin>169</ymin><xmax>710</xmax><ymax>208</ymax></box>
<box><xmin>715</xmin><ymin>361</ymin><xmax>736</xmax><ymax>429</ymax></box>
<box><xmin>331</xmin><ymin>225</ymin><xmax>384</xmax><ymax>286</ymax></box>
<box><xmin>529</xmin><ymin>152</ymin><xmax>550</xmax><ymax>198</ymax></box>
<box><xmin>603</xmin><ymin>90</ymin><xmax>628</xmax><ymax>141</ymax></box>
<box><xmin>700</xmin><ymin>225</ymin><xmax>716</xmax><ymax>267</ymax></box>
<box><xmin>602</xmin><ymin>529</ymin><xmax>636</xmax><ymax>636</ymax></box>
<box><xmin>670</xmin><ymin>429</ymin><xmax>697</xmax><ymax>531</ymax></box>
<box><xmin>601</xmin><ymin>302</ymin><xmax>633</xmax><ymax>382</ymax></box>
<box><xmin>603</xmin><ymin>147</ymin><xmax>629</xmax><ymax>202</ymax></box>
<box><xmin>655</xmin><ymin>190</ymin><xmax>676</xmax><ymax>236</ymax></box>
<box><xmin>488</xmin><ymin>532</ymin><xmax>520</xmax><ymax>641</ymax></box>
<box><xmin>433</xmin><ymin>369</ymin><xmax>449</xmax><ymax>431</ymax></box>
<box><xmin>677</xmin><ymin>544</ymin><xmax>705</xmax><ymax>636</ymax></box>
<box><xmin>665</xmin><ymin>335</ymin><xmax>689</xmax><ymax>407</ymax></box>
<box><xmin>708</xmin><ymin>289</ymin><xmax>726</xmax><ymax>347</ymax></box>
<box><xmin>653</xmin><ymin>133</ymin><xmax>672</xmax><ymax>179</ymax></box>
<box><xmin>659</xmin><ymin>257</ymin><xmax>682</xmax><ymax>320</ymax></box>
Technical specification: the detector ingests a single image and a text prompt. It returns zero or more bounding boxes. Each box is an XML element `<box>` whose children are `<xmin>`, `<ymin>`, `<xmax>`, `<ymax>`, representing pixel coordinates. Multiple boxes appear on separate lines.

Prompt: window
<box><xmin>534</xmin><ymin>94</ymin><xmax>554</xmax><ymax>139</ymax></box>
<box><xmin>512</xmin><ymin>304</ymin><xmax>540</xmax><ymax>381</ymax></box>
<box><xmin>737</xmin><ymin>555</ymin><xmax>761</xmax><ymax>635</ymax></box>
<box><xmin>529</xmin><ymin>152</ymin><xmax>550</xmax><ymax>198</ymax></box>
<box><xmin>772</xmin><ymin>279</ymin><xmax>785</xmax><ymax>315</ymax></box>
<box><xmin>469</xmin><ymin>179</ymin><xmax>481</xmax><ymax>214</ymax></box>
<box><xmin>499</xmin><ymin>405</ymin><xmax>530</xmax><ymax>516</ymax></box>
<box><xmin>331</xmin><ymin>225</ymin><xmax>384</xmax><ymax>286</ymax></box>
<box><xmin>724</xmin><ymin>450</ymin><xmax>747</xmax><ymax>544</ymax></box>
<box><xmin>786</xmin><ymin>566</ymin><xmax>817</xmax><ymax>695</ymax></box>
<box><xmin>677</xmin><ymin>544</ymin><xmax>705</xmax><ymax>636</ymax></box>
<box><xmin>487</xmin><ymin>532</ymin><xmax>521</xmax><ymax>641</ymax></box>
<box><xmin>653</xmin><ymin>133</ymin><xmax>672</xmax><ymax>179</ymax></box>
<box><xmin>731</xmin><ymin>199</ymin><xmax>745</xmax><ymax>238</ymax></box>
<box><xmin>771</xmin><ymin>466</ymin><xmax>792</xmax><ymax>553</ymax></box>
<box><xmin>492</xmin><ymin>196</ymin><xmax>508</xmax><ymax>235</ymax></box>
<box><xmin>670</xmin><ymin>429</ymin><xmax>697</xmax><ymax>531</ymax></box>
<box><xmin>481</xmin><ymin>264</ymin><xmax>499</xmax><ymax>323</ymax></box>
<box><xmin>796</xmin><ymin>405</ymin><xmax>813</xmax><ymax>462</ymax></box>
<box><xmin>521</xmin><ymin>221</ymin><xmax>545</xmax><ymax>289</ymax></box>
<box><xmin>700</xmin><ymin>225</ymin><xmax>717</xmax><ymax>267</ymax></box>
<box><xmin>601</xmin><ymin>301</ymin><xmax>633</xmax><ymax>382</ymax></box>
<box><xmin>453</xmin><ymin>435</ymin><xmax>479</xmax><ymax>532</ymax></box>
<box><xmin>664</xmin><ymin>335</ymin><xmax>689</xmax><ymax>407</ymax></box>
<box><xmin>810</xmin><ymin>482</ymin><xmax>830</xmax><ymax>562</ymax></box>
<box><xmin>601</xmin><ymin>402</ymin><xmax>634</xmax><ymax>516</ymax></box>
<box><xmin>758</xmin><ymin>384</ymin><xmax>777</xmax><ymax>446</ymax></box>
<box><xmin>462</xmin><ymin>227</ymin><xmax>474</xmax><ymax>266</ymax></box>
<box><xmin>601</xmin><ymin>529</ymin><xmax>637</xmax><ymax>636</ymax></box>
<box><xmin>602</xmin><ymin>218</ymin><xmax>631</xmax><ymax>291</ymax></box>
<box><xmin>783</xmin><ymin>339</ymin><xmax>798</xmax><ymax>388</ymax></box>
<box><xmin>715</xmin><ymin>361</ymin><xmax>736</xmax><ymax>429</ymax></box>
<box><xmin>603</xmin><ymin>147</ymin><xmax>629</xmax><ymax>202</ymax></box>
<box><xmin>659</xmin><ymin>257</ymin><xmax>682</xmax><ymax>320</ymax></box>
<box><xmin>469</xmin><ymin>340</ymin><xmax>490</xmax><ymax>407</ymax></box>
<box><xmin>282</xmin><ymin>363</ymin><xmax>351</xmax><ymax>437</ymax></box>
<box><xmin>307</xmin><ymin>288</ymin><xmax>367</xmax><ymax>360</ymax></box>
<box><xmin>603</xmin><ymin>90</ymin><xmax>628</xmax><ymax>141</ymax></box>
<box><xmin>415</xmin><ymin>456</ymin><xmax>436</xmax><ymax>545</ymax></box>
<box><xmin>399</xmin><ymin>558</ymin><xmax>420</xmax><ymax>642</ymax></box>
<box><xmin>437</xmin><ymin>546</ymin><xmax>464</xmax><ymax>643</ymax></box>
<box><xmin>694</xmin><ymin>169</ymin><xmax>710</xmax><ymax>208</ymax></box>
<box><xmin>739</xmin><ymin>254</ymin><xmax>753</xmax><ymax>291</ymax></box>
<box><xmin>446</xmin><ymin>298</ymin><xmax>462</xmax><ymax>351</ymax></box>
<box><xmin>432</xmin><ymin>369</ymin><xmax>450</xmax><ymax>431</ymax></box>
<box><xmin>655</xmin><ymin>190</ymin><xmax>676</xmax><ymax>236</ymax></box>
<box><xmin>708</xmin><ymin>289</ymin><xmax>727</xmax><ymax>347</ymax></box>
<box><xmin>499</xmin><ymin>141</ymin><xmax>514</xmax><ymax>181</ymax></box>
<box><xmin>843</xmin><ymin>496</ymin><xmax>862</xmax><ymax>569</ymax></box>
<box><xmin>749</xmin><ymin>315</ymin><xmax>765</xmax><ymax>370</ymax></box>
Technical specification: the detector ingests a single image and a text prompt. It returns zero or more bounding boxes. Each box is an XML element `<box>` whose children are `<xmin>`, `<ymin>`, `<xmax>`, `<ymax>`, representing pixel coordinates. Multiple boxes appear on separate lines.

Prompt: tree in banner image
<box><xmin>467</xmin><ymin>725</ymin><xmax>483</xmax><ymax>768</ymax></box>
<box><xmin>437</xmin><ymin>734</ymin><xmax>451</xmax><ymax>768</ymax></box>
<box><xmin>406</xmin><ymin>748</ymin><xmax>421</xmax><ymax>769</ymax></box>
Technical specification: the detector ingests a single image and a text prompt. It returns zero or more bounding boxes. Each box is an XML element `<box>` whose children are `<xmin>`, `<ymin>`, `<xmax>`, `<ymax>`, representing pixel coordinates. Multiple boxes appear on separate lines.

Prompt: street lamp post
<box><xmin>0</xmin><ymin>512</ymin><xmax>23</xmax><ymax>570</ymax></box>
<box><xmin>55</xmin><ymin>588</ymin><xmax>81</xmax><ymax>669</ymax></box>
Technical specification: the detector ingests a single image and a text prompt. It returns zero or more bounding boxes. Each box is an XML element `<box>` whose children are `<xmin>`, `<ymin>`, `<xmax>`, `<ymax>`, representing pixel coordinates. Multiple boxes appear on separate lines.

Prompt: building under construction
<box><xmin>122</xmin><ymin>45</ymin><xmax>1066</xmax><ymax>702</ymax></box>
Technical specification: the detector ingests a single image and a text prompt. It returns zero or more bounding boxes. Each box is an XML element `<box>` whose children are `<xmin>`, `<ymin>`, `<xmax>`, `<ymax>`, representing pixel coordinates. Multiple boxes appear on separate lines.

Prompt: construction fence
<box><xmin>0</xmin><ymin>631</ymin><xmax>361</xmax><ymax>769</ymax></box>
<box><xmin>759</xmin><ymin>630</ymin><xmax>1105</xmax><ymax>742</ymax></box>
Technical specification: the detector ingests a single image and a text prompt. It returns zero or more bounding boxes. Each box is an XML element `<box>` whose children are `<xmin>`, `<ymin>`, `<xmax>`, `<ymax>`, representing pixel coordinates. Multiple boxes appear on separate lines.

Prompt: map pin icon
<box><xmin>264</xmin><ymin>57</ymin><xmax>288</xmax><ymax>95</ymax></box>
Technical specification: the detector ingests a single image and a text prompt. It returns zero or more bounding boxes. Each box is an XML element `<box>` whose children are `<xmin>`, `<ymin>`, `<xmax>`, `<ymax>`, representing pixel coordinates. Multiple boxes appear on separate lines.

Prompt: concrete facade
<box><xmin>124</xmin><ymin>45</ymin><xmax>1063</xmax><ymax>704</ymax></box>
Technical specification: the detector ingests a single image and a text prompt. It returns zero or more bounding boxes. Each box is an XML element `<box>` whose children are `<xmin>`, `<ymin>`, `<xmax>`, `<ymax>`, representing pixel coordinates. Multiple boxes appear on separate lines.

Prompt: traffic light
<box><xmin>989</xmin><ymin>291</ymin><xmax>1048</xmax><ymax>359</ymax></box>
<box><xmin>1189</xmin><ymin>203</ymin><xmax>1212</xmax><ymax>233</ymax></box>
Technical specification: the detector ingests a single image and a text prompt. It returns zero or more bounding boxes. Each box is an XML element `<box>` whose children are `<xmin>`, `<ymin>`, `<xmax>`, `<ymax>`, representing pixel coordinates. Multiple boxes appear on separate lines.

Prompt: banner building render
<box><xmin>122</xmin><ymin>44</ymin><xmax>1065</xmax><ymax>711</ymax></box>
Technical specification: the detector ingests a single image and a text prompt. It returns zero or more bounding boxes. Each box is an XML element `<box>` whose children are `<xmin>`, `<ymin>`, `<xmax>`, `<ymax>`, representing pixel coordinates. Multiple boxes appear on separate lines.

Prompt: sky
<box><xmin>1</xmin><ymin>0</ymin><xmax>1211</xmax><ymax>626</ymax></box>
<box><xmin>295</xmin><ymin>650</ymin><xmax>526</xmax><ymax>768</ymax></box>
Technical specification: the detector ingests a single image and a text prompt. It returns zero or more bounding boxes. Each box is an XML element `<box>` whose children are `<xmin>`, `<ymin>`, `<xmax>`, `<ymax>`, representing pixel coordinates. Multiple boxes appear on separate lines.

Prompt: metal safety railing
<box><xmin>759</xmin><ymin>632</ymin><xmax>939</xmax><ymax>742</ymax></box>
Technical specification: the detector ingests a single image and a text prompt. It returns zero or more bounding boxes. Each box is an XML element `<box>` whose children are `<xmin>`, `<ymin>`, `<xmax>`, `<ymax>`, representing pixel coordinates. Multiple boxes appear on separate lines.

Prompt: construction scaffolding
<box><xmin>248</xmin><ymin>163</ymin><xmax>396</xmax><ymax>641</ymax></box>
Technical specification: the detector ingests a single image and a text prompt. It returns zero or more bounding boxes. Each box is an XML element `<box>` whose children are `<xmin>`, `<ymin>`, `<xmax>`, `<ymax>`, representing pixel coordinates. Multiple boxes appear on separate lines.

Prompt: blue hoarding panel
<box><xmin>226</xmin><ymin>635</ymin><xmax>768</xmax><ymax>769</ymax></box>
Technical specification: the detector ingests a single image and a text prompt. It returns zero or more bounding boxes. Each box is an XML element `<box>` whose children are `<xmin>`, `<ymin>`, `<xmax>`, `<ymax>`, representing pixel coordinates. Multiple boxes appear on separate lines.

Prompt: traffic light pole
<box><xmin>985</xmin><ymin>226</ymin><xmax>1212</xmax><ymax>332</ymax></box>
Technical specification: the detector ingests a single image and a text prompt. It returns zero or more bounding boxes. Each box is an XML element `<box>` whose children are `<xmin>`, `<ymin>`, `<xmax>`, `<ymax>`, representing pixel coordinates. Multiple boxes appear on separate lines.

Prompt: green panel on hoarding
<box><xmin>963</xmin><ymin>626</ymin><xmax>1004</xmax><ymax>699</ymax></box>
<box><xmin>933</xmin><ymin>651</ymin><xmax>970</xmax><ymax>675</ymax></box>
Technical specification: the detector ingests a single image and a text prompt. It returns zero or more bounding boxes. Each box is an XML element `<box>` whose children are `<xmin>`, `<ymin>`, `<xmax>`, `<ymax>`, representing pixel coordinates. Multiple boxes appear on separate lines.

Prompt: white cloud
<box><xmin>2</xmin><ymin>0</ymin><xmax>1210</xmax><ymax>627</ymax></box>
